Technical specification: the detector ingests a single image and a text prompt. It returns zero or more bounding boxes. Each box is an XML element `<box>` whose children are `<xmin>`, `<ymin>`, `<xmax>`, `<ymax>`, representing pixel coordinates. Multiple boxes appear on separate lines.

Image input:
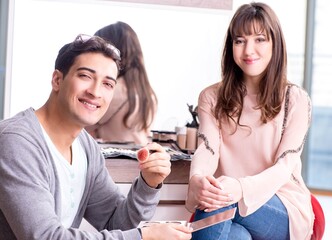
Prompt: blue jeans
<box><xmin>192</xmin><ymin>195</ymin><xmax>290</xmax><ymax>240</ymax></box>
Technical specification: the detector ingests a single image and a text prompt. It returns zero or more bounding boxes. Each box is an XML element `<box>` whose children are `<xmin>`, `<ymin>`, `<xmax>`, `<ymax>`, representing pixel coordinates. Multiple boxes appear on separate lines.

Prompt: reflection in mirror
<box><xmin>9</xmin><ymin>0</ymin><xmax>232</xmax><ymax>132</ymax></box>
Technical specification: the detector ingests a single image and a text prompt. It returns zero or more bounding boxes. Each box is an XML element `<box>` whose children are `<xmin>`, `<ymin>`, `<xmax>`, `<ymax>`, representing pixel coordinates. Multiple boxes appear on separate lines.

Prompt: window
<box><xmin>307</xmin><ymin>0</ymin><xmax>332</xmax><ymax>190</ymax></box>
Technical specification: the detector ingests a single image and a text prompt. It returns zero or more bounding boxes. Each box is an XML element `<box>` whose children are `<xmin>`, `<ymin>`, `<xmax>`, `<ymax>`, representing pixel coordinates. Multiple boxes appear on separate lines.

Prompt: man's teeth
<box><xmin>83</xmin><ymin>101</ymin><xmax>97</xmax><ymax>108</ymax></box>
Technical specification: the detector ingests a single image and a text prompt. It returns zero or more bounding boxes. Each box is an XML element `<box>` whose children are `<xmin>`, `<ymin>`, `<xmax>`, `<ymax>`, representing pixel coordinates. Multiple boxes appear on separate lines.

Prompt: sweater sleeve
<box><xmin>82</xmin><ymin>143</ymin><xmax>161</xmax><ymax>232</ymax></box>
<box><xmin>189</xmin><ymin>84</ymin><xmax>221</xmax><ymax>178</ymax></box>
<box><xmin>237</xmin><ymin>86</ymin><xmax>312</xmax><ymax>216</ymax></box>
<box><xmin>0</xmin><ymin>123</ymin><xmax>159</xmax><ymax>240</ymax></box>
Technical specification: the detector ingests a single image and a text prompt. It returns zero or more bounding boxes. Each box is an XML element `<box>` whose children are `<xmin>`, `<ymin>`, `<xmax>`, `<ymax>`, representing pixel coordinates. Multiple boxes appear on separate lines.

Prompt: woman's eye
<box><xmin>256</xmin><ymin>37</ymin><xmax>266</xmax><ymax>43</ymax></box>
<box><xmin>234</xmin><ymin>39</ymin><xmax>245</xmax><ymax>45</ymax></box>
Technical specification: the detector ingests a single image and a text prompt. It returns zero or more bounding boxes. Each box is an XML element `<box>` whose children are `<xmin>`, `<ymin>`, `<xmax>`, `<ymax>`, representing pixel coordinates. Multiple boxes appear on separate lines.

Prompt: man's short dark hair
<box><xmin>55</xmin><ymin>34</ymin><xmax>121</xmax><ymax>77</ymax></box>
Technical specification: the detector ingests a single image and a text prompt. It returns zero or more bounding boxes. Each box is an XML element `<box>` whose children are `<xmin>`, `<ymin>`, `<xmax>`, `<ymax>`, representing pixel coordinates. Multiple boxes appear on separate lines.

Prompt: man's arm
<box><xmin>0</xmin><ymin>131</ymin><xmax>141</xmax><ymax>239</ymax></box>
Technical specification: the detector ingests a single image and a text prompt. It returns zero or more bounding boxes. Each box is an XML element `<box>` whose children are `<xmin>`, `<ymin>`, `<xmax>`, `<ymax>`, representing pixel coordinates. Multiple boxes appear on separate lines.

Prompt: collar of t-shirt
<box><xmin>41</xmin><ymin>126</ymin><xmax>87</xmax><ymax>228</ymax></box>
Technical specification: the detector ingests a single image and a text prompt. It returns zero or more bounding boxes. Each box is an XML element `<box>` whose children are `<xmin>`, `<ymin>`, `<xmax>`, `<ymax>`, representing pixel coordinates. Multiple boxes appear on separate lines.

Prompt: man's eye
<box><xmin>79</xmin><ymin>73</ymin><xmax>91</xmax><ymax>79</ymax></box>
<box><xmin>104</xmin><ymin>82</ymin><xmax>115</xmax><ymax>88</ymax></box>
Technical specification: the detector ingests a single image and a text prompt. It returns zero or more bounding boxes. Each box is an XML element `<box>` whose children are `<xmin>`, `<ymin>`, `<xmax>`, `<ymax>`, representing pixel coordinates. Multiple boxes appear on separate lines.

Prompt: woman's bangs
<box><xmin>231</xmin><ymin>15</ymin><xmax>269</xmax><ymax>38</ymax></box>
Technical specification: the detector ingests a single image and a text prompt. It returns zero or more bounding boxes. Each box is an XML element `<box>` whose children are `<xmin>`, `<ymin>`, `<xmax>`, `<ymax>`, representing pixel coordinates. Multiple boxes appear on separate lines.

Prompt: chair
<box><xmin>188</xmin><ymin>194</ymin><xmax>325</xmax><ymax>239</ymax></box>
<box><xmin>311</xmin><ymin>194</ymin><xmax>325</xmax><ymax>240</ymax></box>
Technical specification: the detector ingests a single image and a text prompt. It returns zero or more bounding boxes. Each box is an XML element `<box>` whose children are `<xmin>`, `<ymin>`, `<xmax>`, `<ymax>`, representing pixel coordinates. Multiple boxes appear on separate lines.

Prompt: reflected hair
<box><xmin>95</xmin><ymin>21</ymin><xmax>157</xmax><ymax>131</ymax></box>
<box><xmin>215</xmin><ymin>2</ymin><xmax>288</xmax><ymax>131</ymax></box>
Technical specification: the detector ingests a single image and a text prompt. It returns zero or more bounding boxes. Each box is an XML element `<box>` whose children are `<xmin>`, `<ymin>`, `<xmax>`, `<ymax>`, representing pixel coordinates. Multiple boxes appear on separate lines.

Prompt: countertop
<box><xmin>105</xmin><ymin>158</ymin><xmax>191</xmax><ymax>184</ymax></box>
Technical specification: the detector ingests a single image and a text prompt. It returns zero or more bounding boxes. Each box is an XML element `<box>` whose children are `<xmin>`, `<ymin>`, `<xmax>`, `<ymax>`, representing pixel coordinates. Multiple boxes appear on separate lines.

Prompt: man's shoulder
<box><xmin>0</xmin><ymin>108</ymin><xmax>37</xmax><ymax>134</ymax></box>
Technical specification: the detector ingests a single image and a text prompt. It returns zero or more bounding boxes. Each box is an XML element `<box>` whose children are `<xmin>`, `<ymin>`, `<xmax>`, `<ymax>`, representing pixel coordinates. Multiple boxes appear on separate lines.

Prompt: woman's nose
<box><xmin>244</xmin><ymin>40</ymin><xmax>255</xmax><ymax>55</ymax></box>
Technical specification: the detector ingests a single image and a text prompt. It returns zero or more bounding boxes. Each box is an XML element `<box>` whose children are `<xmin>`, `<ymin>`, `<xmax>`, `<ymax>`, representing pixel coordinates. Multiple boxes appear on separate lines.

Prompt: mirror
<box><xmin>9</xmin><ymin>0</ymin><xmax>233</xmax><ymax>130</ymax></box>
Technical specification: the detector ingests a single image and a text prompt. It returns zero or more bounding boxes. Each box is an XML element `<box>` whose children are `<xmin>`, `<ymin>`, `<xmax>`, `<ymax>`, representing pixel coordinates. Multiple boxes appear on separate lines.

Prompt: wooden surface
<box><xmin>105</xmin><ymin>158</ymin><xmax>191</xmax><ymax>184</ymax></box>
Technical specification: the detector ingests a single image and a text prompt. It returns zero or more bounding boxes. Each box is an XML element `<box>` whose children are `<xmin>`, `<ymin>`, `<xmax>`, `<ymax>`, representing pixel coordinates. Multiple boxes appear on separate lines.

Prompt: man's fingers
<box><xmin>136</xmin><ymin>147</ymin><xmax>150</xmax><ymax>162</ymax></box>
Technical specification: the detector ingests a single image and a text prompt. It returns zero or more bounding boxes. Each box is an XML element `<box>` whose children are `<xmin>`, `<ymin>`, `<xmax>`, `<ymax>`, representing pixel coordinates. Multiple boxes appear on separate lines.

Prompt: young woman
<box><xmin>86</xmin><ymin>21</ymin><xmax>157</xmax><ymax>146</ymax></box>
<box><xmin>186</xmin><ymin>2</ymin><xmax>314</xmax><ymax>239</ymax></box>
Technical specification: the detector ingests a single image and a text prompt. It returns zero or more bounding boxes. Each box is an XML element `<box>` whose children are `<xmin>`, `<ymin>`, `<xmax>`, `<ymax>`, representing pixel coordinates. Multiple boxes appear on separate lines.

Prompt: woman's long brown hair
<box><xmin>215</xmin><ymin>2</ymin><xmax>288</xmax><ymax>131</ymax></box>
<box><xmin>95</xmin><ymin>21</ymin><xmax>157</xmax><ymax>131</ymax></box>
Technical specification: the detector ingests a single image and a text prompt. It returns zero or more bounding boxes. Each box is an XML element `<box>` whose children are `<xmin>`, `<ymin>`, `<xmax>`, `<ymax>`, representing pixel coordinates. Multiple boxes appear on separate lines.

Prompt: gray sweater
<box><xmin>0</xmin><ymin>108</ymin><xmax>160</xmax><ymax>239</ymax></box>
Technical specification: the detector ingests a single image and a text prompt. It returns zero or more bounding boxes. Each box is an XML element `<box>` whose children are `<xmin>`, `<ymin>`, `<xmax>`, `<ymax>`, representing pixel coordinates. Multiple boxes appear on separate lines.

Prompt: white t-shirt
<box><xmin>41</xmin><ymin>127</ymin><xmax>87</xmax><ymax>228</ymax></box>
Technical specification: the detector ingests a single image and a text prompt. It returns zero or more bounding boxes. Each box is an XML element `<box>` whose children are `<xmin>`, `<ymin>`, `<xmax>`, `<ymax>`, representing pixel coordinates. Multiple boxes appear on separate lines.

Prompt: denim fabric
<box><xmin>192</xmin><ymin>195</ymin><xmax>289</xmax><ymax>240</ymax></box>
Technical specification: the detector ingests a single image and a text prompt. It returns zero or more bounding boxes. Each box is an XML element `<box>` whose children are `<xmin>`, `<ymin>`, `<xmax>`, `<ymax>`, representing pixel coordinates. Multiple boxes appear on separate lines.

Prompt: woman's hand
<box><xmin>186</xmin><ymin>174</ymin><xmax>234</xmax><ymax>212</ymax></box>
<box><xmin>217</xmin><ymin>175</ymin><xmax>243</xmax><ymax>204</ymax></box>
<box><xmin>141</xmin><ymin>223</ymin><xmax>192</xmax><ymax>240</ymax></box>
<box><xmin>137</xmin><ymin>142</ymin><xmax>171</xmax><ymax>188</ymax></box>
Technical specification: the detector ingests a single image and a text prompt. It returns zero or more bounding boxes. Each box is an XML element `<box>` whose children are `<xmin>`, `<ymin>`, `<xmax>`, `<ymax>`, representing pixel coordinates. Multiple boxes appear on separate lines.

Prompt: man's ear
<box><xmin>51</xmin><ymin>69</ymin><xmax>63</xmax><ymax>91</ymax></box>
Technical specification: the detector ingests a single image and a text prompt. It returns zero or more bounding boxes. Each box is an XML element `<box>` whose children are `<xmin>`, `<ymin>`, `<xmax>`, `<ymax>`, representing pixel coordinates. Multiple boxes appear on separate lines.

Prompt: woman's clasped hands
<box><xmin>187</xmin><ymin>174</ymin><xmax>243</xmax><ymax>212</ymax></box>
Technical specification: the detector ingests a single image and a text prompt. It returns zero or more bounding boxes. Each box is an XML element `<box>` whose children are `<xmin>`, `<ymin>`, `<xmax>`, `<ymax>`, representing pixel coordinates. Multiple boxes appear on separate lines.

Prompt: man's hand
<box><xmin>137</xmin><ymin>142</ymin><xmax>171</xmax><ymax>188</ymax></box>
<box><xmin>141</xmin><ymin>223</ymin><xmax>192</xmax><ymax>240</ymax></box>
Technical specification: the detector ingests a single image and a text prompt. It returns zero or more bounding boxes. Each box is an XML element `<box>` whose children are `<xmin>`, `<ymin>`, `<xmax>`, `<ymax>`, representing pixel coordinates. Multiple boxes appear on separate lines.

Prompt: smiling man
<box><xmin>0</xmin><ymin>35</ymin><xmax>192</xmax><ymax>240</ymax></box>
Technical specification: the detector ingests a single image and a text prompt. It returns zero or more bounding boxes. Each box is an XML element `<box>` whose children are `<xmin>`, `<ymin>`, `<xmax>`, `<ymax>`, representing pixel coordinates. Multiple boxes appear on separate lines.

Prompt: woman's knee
<box><xmin>228</xmin><ymin>223</ymin><xmax>252</xmax><ymax>240</ymax></box>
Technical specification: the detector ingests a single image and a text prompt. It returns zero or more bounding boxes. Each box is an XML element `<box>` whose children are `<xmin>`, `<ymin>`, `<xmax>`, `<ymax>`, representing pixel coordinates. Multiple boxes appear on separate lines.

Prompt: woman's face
<box><xmin>232</xmin><ymin>24</ymin><xmax>273</xmax><ymax>83</ymax></box>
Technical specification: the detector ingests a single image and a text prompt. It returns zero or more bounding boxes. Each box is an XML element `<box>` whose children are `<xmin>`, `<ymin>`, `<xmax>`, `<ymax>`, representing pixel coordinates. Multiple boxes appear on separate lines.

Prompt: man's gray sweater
<box><xmin>0</xmin><ymin>108</ymin><xmax>160</xmax><ymax>239</ymax></box>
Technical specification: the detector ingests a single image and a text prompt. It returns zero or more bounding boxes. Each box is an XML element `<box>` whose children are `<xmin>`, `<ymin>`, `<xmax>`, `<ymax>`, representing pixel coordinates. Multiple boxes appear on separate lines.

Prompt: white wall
<box><xmin>8</xmin><ymin>0</ymin><xmax>306</xmax><ymax>131</ymax></box>
<box><xmin>9</xmin><ymin>0</ymin><xmax>230</xmax><ymax>130</ymax></box>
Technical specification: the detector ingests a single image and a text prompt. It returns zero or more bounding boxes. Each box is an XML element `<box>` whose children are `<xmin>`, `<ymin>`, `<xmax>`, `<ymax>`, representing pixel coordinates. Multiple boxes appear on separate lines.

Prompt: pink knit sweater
<box><xmin>189</xmin><ymin>83</ymin><xmax>314</xmax><ymax>239</ymax></box>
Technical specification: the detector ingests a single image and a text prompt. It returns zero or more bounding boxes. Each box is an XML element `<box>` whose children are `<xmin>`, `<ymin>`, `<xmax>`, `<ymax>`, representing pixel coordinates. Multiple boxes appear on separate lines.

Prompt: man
<box><xmin>0</xmin><ymin>35</ymin><xmax>192</xmax><ymax>239</ymax></box>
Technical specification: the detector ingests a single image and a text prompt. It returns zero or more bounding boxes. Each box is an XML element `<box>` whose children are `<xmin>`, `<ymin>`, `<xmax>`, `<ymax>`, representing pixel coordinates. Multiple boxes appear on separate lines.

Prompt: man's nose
<box><xmin>87</xmin><ymin>82</ymin><xmax>102</xmax><ymax>98</ymax></box>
